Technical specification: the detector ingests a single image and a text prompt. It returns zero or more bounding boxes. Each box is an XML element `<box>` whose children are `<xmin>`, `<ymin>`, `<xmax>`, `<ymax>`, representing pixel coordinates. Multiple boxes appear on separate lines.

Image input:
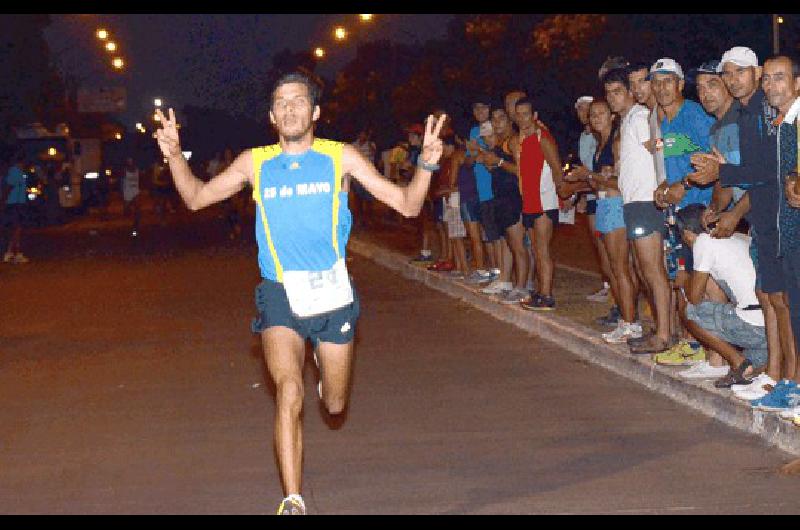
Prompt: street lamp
<box><xmin>112</xmin><ymin>57</ymin><xmax>124</xmax><ymax>70</ymax></box>
<box><xmin>114</xmin><ymin>132</ymin><xmax>122</xmax><ymax>140</ymax></box>
<box><xmin>96</xmin><ymin>28</ymin><xmax>108</xmax><ymax>40</ymax></box>
<box><xmin>153</xmin><ymin>112</ymin><xmax>161</xmax><ymax>122</ymax></box>
<box><xmin>105</xmin><ymin>41</ymin><xmax>117</xmax><ymax>52</ymax></box>
<box><xmin>154</xmin><ymin>98</ymin><xmax>163</xmax><ymax>107</ymax></box>
<box><xmin>359</xmin><ymin>14</ymin><xmax>373</xmax><ymax>22</ymax></box>
<box><xmin>334</xmin><ymin>26</ymin><xmax>347</xmax><ymax>40</ymax></box>
<box><xmin>313</xmin><ymin>47</ymin><xmax>325</xmax><ymax>59</ymax></box>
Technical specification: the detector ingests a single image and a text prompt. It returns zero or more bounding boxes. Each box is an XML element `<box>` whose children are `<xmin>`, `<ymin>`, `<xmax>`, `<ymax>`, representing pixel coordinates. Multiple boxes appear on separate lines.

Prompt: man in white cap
<box><xmin>689</xmin><ymin>47</ymin><xmax>797</xmax><ymax>406</ymax></box>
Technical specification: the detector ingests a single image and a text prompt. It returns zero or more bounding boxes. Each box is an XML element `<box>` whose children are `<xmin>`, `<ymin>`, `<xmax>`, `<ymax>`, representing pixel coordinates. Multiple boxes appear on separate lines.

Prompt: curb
<box><xmin>349</xmin><ymin>236</ymin><xmax>800</xmax><ymax>457</ymax></box>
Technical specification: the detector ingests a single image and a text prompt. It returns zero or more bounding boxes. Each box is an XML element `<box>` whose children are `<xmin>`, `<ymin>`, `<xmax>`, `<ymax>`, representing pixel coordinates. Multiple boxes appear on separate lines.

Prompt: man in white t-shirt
<box><xmin>603</xmin><ymin>67</ymin><xmax>672</xmax><ymax>354</ymax></box>
<box><xmin>122</xmin><ymin>157</ymin><xmax>142</xmax><ymax>237</ymax></box>
<box><xmin>675</xmin><ymin>204</ymin><xmax>768</xmax><ymax>389</ymax></box>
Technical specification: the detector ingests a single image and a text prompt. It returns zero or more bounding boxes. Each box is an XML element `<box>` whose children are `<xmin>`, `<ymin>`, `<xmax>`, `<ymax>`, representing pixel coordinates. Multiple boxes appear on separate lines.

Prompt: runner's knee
<box><xmin>276</xmin><ymin>379</ymin><xmax>304</xmax><ymax>416</ymax></box>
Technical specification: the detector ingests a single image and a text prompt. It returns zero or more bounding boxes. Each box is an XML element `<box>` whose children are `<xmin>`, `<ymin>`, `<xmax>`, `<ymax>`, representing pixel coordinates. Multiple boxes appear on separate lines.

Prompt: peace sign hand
<box><xmin>153</xmin><ymin>108</ymin><xmax>182</xmax><ymax>159</ymax></box>
<box><xmin>419</xmin><ymin>113</ymin><xmax>447</xmax><ymax>167</ymax></box>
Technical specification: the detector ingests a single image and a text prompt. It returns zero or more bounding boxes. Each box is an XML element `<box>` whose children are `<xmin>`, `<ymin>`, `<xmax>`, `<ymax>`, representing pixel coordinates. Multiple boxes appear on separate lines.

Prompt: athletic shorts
<box><xmin>623</xmin><ymin>201</ymin><xmax>666</xmax><ymax>241</ymax></box>
<box><xmin>494</xmin><ymin>192</ymin><xmax>523</xmax><ymax>232</ymax></box>
<box><xmin>433</xmin><ymin>197</ymin><xmax>445</xmax><ymax>223</ymax></box>
<box><xmin>752</xmin><ymin>226</ymin><xmax>785</xmax><ymax>294</ymax></box>
<box><xmin>522</xmin><ymin>209</ymin><xmax>559</xmax><ymax>229</ymax></box>
<box><xmin>460</xmin><ymin>199</ymin><xmax>481</xmax><ymax>224</ymax></box>
<box><xmin>586</xmin><ymin>198</ymin><xmax>598</xmax><ymax>216</ymax></box>
<box><xmin>595</xmin><ymin>196</ymin><xmax>625</xmax><ymax>234</ymax></box>
<box><xmin>478</xmin><ymin>199</ymin><xmax>502</xmax><ymax>242</ymax></box>
<box><xmin>251</xmin><ymin>278</ymin><xmax>360</xmax><ymax>345</ymax></box>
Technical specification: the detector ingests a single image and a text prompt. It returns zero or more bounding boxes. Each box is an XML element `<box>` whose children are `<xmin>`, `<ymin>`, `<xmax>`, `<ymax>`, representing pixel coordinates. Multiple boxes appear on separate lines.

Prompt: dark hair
<box><xmin>675</xmin><ymin>203</ymin><xmax>707</xmax><ymax>235</ymax></box>
<box><xmin>491</xmin><ymin>106</ymin><xmax>508</xmax><ymax>117</ymax></box>
<box><xmin>514</xmin><ymin>97</ymin><xmax>534</xmax><ymax>112</ymax></box>
<box><xmin>270</xmin><ymin>72</ymin><xmax>321</xmax><ymax>109</ymax></box>
<box><xmin>602</xmin><ymin>67</ymin><xmax>631</xmax><ymax>90</ymax></box>
<box><xmin>627</xmin><ymin>61</ymin><xmax>651</xmax><ymax>76</ymax></box>
<box><xmin>764</xmin><ymin>55</ymin><xmax>800</xmax><ymax>79</ymax></box>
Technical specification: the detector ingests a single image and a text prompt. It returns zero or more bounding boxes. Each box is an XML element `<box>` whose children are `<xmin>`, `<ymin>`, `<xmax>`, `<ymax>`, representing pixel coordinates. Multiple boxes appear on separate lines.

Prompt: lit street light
<box><xmin>359</xmin><ymin>14</ymin><xmax>373</xmax><ymax>22</ymax></box>
<box><xmin>314</xmin><ymin>47</ymin><xmax>325</xmax><ymax>59</ymax></box>
<box><xmin>334</xmin><ymin>26</ymin><xmax>347</xmax><ymax>40</ymax></box>
<box><xmin>105</xmin><ymin>41</ymin><xmax>117</xmax><ymax>52</ymax></box>
<box><xmin>96</xmin><ymin>28</ymin><xmax>108</xmax><ymax>40</ymax></box>
<box><xmin>112</xmin><ymin>57</ymin><xmax>124</xmax><ymax>70</ymax></box>
<box><xmin>153</xmin><ymin>112</ymin><xmax>161</xmax><ymax>122</ymax></box>
<box><xmin>154</xmin><ymin>98</ymin><xmax>163</xmax><ymax>107</ymax></box>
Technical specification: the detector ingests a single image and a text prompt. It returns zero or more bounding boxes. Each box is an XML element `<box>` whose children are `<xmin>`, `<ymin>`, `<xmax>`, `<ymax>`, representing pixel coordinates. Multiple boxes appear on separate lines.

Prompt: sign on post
<box><xmin>77</xmin><ymin>87</ymin><xmax>126</xmax><ymax>113</ymax></box>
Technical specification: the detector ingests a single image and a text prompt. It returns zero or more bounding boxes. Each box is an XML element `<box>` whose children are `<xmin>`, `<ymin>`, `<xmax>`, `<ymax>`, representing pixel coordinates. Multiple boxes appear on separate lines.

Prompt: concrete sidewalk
<box><xmin>348</xmin><ymin>226</ymin><xmax>800</xmax><ymax>458</ymax></box>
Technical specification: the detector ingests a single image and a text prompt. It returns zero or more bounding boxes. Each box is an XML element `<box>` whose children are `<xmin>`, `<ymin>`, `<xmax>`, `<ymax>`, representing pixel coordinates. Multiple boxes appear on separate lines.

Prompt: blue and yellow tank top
<box><xmin>251</xmin><ymin>138</ymin><xmax>352</xmax><ymax>282</ymax></box>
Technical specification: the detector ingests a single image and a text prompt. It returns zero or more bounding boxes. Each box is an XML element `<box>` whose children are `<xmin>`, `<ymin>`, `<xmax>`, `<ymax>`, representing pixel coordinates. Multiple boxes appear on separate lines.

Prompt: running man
<box><xmin>153</xmin><ymin>72</ymin><xmax>446</xmax><ymax>515</ymax></box>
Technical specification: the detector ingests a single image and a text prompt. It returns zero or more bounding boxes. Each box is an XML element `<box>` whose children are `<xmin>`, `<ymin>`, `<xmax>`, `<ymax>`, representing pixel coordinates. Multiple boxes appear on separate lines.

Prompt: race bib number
<box><xmin>282</xmin><ymin>258</ymin><xmax>354</xmax><ymax>318</ymax></box>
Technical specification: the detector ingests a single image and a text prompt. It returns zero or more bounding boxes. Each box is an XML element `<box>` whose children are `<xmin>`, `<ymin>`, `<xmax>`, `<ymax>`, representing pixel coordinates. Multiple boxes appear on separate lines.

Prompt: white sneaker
<box><xmin>499</xmin><ymin>288</ymin><xmax>530</xmax><ymax>304</ymax></box>
<box><xmin>602</xmin><ymin>321</ymin><xmax>643</xmax><ymax>344</ymax></box>
<box><xmin>587</xmin><ymin>285</ymin><xmax>610</xmax><ymax>303</ymax></box>
<box><xmin>482</xmin><ymin>280</ymin><xmax>511</xmax><ymax>295</ymax></box>
<box><xmin>779</xmin><ymin>403</ymin><xmax>800</xmax><ymax>420</ymax></box>
<box><xmin>732</xmin><ymin>373</ymin><xmax>777</xmax><ymax>401</ymax></box>
<box><xmin>678</xmin><ymin>361</ymin><xmax>730</xmax><ymax>380</ymax></box>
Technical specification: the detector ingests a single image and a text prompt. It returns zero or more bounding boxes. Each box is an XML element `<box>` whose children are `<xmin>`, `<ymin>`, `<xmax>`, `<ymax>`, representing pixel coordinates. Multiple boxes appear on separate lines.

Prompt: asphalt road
<box><xmin>1</xmin><ymin>207</ymin><xmax>799</xmax><ymax>514</ymax></box>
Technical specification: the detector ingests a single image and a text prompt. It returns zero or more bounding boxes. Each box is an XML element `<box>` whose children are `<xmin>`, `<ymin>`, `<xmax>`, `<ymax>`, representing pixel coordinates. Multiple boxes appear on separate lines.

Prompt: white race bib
<box><xmin>282</xmin><ymin>258</ymin><xmax>354</xmax><ymax>318</ymax></box>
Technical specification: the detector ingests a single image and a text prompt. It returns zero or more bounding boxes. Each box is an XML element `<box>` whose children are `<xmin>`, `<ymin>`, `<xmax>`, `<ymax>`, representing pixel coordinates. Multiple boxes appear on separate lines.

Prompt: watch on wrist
<box><xmin>682</xmin><ymin>178</ymin><xmax>692</xmax><ymax>191</ymax></box>
<box><xmin>418</xmin><ymin>159</ymin><xmax>440</xmax><ymax>172</ymax></box>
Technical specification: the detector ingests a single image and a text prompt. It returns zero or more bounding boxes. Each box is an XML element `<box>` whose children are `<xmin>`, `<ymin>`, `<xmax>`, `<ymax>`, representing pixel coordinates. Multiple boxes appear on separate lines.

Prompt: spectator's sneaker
<box><xmin>499</xmin><ymin>288</ymin><xmax>530</xmax><ymax>304</ymax></box>
<box><xmin>602</xmin><ymin>321</ymin><xmax>643</xmax><ymax>344</ymax></box>
<box><xmin>427</xmin><ymin>260</ymin><xmax>455</xmax><ymax>272</ymax></box>
<box><xmin>444</xmin><ymin>270</ymin><xmax>465</xmax><ymax>280</ymax></box>
<box><xmin>750</xmin><ymin>380</ymin><xmax>800</xmax><ymax>411</ymax></box>
<box><xmin>464</xmin><ymin>270</ymin><xmax>494</xmax><ymax>284</ymax></box>
<box><xmin>595</xmin><ymin>305</ymin><xmax>621</xmax><ymax>328</ymax></box>
<box><xmin>2</xmin><ymin>251</ymin><xmax>13</xmax><ymax>263</ymax></box>
<box><xmin>410</xmin><ymin>253</ymin><xmax>433</xmax><ymax>263</ymax></box>
<box><xmin>654</xmin><ymin>341</ymin><xmax>697</xmax><ymax>365</ymax></box>
<box><xmin>677</xmin><ymin>361</ymin><xmax>730</xmax><ymax>380</ymax></box>
<box><xmin>277</xmin><ymin>494</ymin><xmax>306</xmax><ymax>515</ymax></box>
<box><xmin>481</xmin><ymin>280</ymin><xmax>511</xmax><ymax>295</ymax></box>
<box><xmin>13</xmin><ymin>253</ymin><xmax>29</xmax><ymax>264</ymax></box>
<box><xmin>586</xmin><ymin>285</ymin><xmax>610</xmax><ymax>303</ymax></box>
<box><xmin>732</xmin><ymin>373</ymin><xmax>776</xmax><ymax>401</ymax></box>
<box><xmin>521</xmin><ymin>294</ymin><xmax>556</xmax><ymax>311</ymax></box>
<box><xmin>779</xmin><ymin>403</ymin><xmax>800</xmax><ymax>420</ymax></box>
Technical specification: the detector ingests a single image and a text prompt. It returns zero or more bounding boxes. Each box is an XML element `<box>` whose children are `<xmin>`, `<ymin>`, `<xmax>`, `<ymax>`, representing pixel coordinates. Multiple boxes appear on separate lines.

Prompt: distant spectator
<box><xmin>3</xmin><ymin>153</ymin><xmax>30</xmax><ymax>263</ymax></box>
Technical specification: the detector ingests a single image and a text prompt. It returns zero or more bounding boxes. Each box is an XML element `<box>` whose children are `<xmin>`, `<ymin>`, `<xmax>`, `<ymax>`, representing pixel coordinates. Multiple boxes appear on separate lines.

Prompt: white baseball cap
<box><xmin>648</xmin><ymin>58</ymin><xmax>684</xmax><ymax>80</ymax></box>
<box><xmin>479</xmin><ymin>121</ymin><xmax>493</xmax><ymax>137</ymax></box>
<box><xmin>574</xmin><ymin>96</ymin><xmax>594</xmax><ymax>109</ymax></box>
<box><xmin>717</xmin><ymin>46</ymin><xmax>759</xmax><ymax>72</ymax></box>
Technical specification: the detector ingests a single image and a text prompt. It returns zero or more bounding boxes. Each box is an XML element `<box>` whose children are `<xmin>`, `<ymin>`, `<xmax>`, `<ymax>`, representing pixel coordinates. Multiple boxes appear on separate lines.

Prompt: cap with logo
<box><xmin>717</xmin><ymin>46</ymin><xmax>759</xmax><ymax>72</ymax></box>
<box><xmin>688</xmin><ymin>60</ymin><xmax>721</xmax><ymax>83</ymax></box>
<box><xmin>648</xmin><ymin>58</ymin><xmax>684</xmax><ymax>80</ymax></box>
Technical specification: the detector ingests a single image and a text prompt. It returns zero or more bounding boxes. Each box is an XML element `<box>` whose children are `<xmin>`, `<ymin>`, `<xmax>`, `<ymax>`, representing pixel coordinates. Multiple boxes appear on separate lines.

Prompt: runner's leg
<box><xmin>316</xmin><ymin>340</ymin><xmax>356</xmax><ymax>415</ymax></box>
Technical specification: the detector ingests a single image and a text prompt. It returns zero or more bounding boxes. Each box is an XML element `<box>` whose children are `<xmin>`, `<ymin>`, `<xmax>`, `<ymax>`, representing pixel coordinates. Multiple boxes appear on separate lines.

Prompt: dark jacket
<box><xmin>777</xmin><ymin>102</ymin><xmax>800</xmax><ymax>256</ymax></box>
<box><xmin>718</xmin><ymin>89</ymin><xmax>780</xmax><ymax>238</ymax></box>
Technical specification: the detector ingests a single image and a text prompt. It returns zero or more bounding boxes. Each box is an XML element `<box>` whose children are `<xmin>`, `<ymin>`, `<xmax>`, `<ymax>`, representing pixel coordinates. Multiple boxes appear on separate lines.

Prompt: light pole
<box><xmin>773</xmin><ymin>14</ymin><xmax>784</xmax><ymax>55</ymax></box>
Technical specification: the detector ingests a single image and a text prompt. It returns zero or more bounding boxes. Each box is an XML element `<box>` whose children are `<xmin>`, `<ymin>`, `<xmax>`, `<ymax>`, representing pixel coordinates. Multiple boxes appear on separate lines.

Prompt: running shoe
<box><xmin>750</xmin><ymin>380</ymin><xmax>800</xmax><ymax>411</ymax></box>
<box><xmin>779</xmin><ymin>403</ymin><xmax>800</xmax><ymax>420</ymax></box>
<box><xmin>521</xmin><ymin>294</ymin><xmax>556</xmax><ymax>311</ymax></box>
<box><xmin>464</xmin><ymin>270</ymin><xmax>494</xmax><ymax>284</ymax></box>
<box><xmin>595</xmin><ymin>305</ymin><xmax>621</xmax><ymax>328</ymax></box>
<box><xmin>677</xmin><ymin>361</ymin><xmax>730</xmax><ymax>380</ymax></box>
<box><xmin>654</xmin><ymin>341</ymin><xmax>706</xmax><ymax>366</ymax></box>
<box><xmin>410</xmin><ymin>253</ymin><xmax>434</xmax><ymax>263</ymax></box>
<box><xmin>481</xmin><ymin>280</ymin><xmax>511</xmax><ymax>295</ymax></box>
<box><xmin>732</xmin><ymin>373</ymin><xmax>776</xmax><ymax>401</ymax></box>
<box><xmin>602</xmin><ymin>321</ymin><xmax>643</xmax><ymax>344</ymax></box>
<box><xmin>499</xmin><ymin>288</ymin><xmax>530</xmax><ymax>304</ymax></box>
<box><xmin>427</xmin><ymin>260</ymin><xmax>455</xmax><ymax>272</ymax></box>
<box><xmin>586</xmin><ymin>285</ymin><xmax>610</xmax><ymax>303</ymax></box>
<box><xmin>444</xmin><ymin>270</ymin><xmax>465</xmax><ymax>280</ymax></box>
<box><xmin>277</xmin><ymin>494</ymin><xmax>306</xmax><ymax>515</ymax></box>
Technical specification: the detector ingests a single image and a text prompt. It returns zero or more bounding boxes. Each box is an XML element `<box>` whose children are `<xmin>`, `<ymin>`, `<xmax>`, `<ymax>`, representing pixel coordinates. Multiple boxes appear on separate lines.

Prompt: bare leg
<box><xmin>770</xmin><ymin>291</ymin><xmax>797</xmax><ymax>379</ymax></box>
<box><xmin>603</xmin><ymin>227</ymin><xmax>635</xmax><ymax>323</ymax></box>
<box><xmin>505</xmin><ymin>221</ymin><xmax>528</xmax><ymax>290</ymax></box>
<box><xmin>453</xmin><ymin>237</ymin><xmax>468</xmax><ymax>275</ymax></box>
<box><xmin>632</xmin><ymin>233</ymin><xmax>671</xmax><ymax>342</ymax></box>
<box><xmin>262</xmin><ymin>326</ymin><xmax>307</xmax><ymax>497</ymax></box>
<box><xmin>530</xmin><ymin>215</ymin><xmax>555</xmax><ymax>297</ymax></box>
<box><xmin>759</xmin><ymin>289</ymin><xmax>783</xmax><ymax>382</ymax></box>
<box><xmin>498</xmin><ymin>238</ymin><xmax>513</xmax><ymax>283</ymax></box>
<box><xmin>465</xmin><ymin>221</ymin><xmax>485</xmax><ymax>270</ymax></box>
<box><xmin>316</xmin><ymin>340</ymin><xmax>356</xmax><ymax>416</ymax></box>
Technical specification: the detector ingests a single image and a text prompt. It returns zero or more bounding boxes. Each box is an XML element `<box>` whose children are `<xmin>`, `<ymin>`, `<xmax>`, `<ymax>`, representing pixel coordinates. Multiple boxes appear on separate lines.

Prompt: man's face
<box><xmin>720</xmin><ymin>62</ymin><xmax>761</xmax><ymax>101</ymax></box>
<box><xmin>515</xmin><ymin>103</ymin><xmax>535</xmax><ymax>130</ymax></box>
<box><xmin>269</xmin><ymin>82</ymin><xmax>318</xmax><ymax>141</ymax></box>
<box><xmin>473</xmin><ymin>103</ymin><xmax>490</xmax><ymax>123</ymax></box>
<box><xmin>588</xmin><ymin>102</ymin><xmax>612</xmax><ymax>133</ymax></box>
<box><xmin>504</xmin><ymin>91</ymin><xmax>526</xmax><ymax>123</ymax></box>
<box><xmin>763</xmin><ymin>57</ymin><xmax>800</xmax><ymax>112</ymax></box>
<box><xmin>604</xmin><ymin>81</ymin><xmax>632</xmax><ymax>114</ymax></box>
<box><xmin>576</xmin><ymin>102</ymin><xmax>591</xmax><ymax>125</ymax></box>
<box><xmin>491</xmin><ymin>109</ymin><xmax>510</xmax><ymax>136</ymax></box>
<box><xmin>652</xmin><ymin>72</ymin><xmax>684</xmax><ymax>108</ymax></box>
<box><xmin>628</xmin><ymin>68</ymin><xmax>652</xmax><ymax>105</ymax></box>
<box><xmin>696</xmin><ymin>73</ymin><xmax>732</xmax><ymax>116</ymax></box>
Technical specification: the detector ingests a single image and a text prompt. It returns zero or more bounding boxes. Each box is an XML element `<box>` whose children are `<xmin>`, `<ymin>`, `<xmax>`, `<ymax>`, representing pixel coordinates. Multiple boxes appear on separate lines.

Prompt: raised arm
<box><xmin>343</xmin><ymin>114</ymin><xmax>445</xmax><ymax>217</ymax></box>
<box><xmin>154</xmin><ymin>108</ymin><xmax>252</xmax><ymax>211</ymax></box>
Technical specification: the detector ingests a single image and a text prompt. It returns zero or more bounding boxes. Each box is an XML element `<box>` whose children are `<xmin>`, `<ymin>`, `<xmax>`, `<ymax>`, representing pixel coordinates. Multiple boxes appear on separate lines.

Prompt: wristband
<box><xmin>418</xmin><ymin>160</ymin><xmax>439</xmax><ymax>172</ymax></box>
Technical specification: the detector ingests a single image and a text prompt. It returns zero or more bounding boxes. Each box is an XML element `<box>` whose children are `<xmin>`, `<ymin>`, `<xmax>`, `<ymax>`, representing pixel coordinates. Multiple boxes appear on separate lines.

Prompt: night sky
<box><xmin>44</xmin><ymin>14</ymin><xmax>453</xmax><ymax>129</ymax></box>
